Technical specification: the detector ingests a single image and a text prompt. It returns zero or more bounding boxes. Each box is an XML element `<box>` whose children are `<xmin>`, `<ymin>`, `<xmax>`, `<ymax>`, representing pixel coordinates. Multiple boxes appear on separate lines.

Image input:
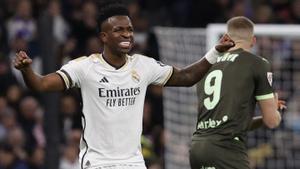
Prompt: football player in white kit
<box><xmin>12</xmin><ymin>2</ymin><xmax>234</xmax><ymax>169</ymax></box>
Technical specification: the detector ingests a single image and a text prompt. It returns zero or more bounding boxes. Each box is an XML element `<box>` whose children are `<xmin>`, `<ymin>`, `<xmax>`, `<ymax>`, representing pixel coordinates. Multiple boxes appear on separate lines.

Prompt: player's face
<box><xmin>101</xmin><ymin>16</ymin><xmax>134</xmax><ymax>55</ymax></box>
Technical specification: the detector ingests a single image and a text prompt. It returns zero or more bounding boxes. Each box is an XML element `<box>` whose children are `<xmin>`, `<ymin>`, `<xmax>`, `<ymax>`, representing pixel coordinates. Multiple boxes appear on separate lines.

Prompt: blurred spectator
<box><xmin>6</xmin><ymin>127</ymin><xmax>27</xmax><ymax>160</ymax></box>
<box><xmin>0</xmin><ymin>108</ymin><xmax>17</xmax><ymax>141</ymax></box>
<box><xmin>8</xmin><ymin>36</ymin><xmax>42</xmax><ymax>87</ymax></box>
<box><xmin>58</xmin><ymin>37</ymin><xmax>78</xmax><ymax>65</ymax></box>
<box><xmin>228</xmin><ymin>0</ymin><xmax>249</xmax><ymax>18</ymax></box>
<box><xmin>59</xmin><ymin>144</ymin><xmax>80</xmax><ymax>169</ymax></box>
<box><xmin>188</xmin><ymin>0</ymin><xmax>225</xmax><ymax>27</ymax></box>
<box><xmin>0</xmin><ymin>58</ymin><xmax>18</xmax><ymax>95</ymax></box>
<box><xmin>0</xmin><ymin>97</ymin><xmax>8</xmax><ymax>113</ymax></box>
<box><xmin>5</xmin><ymin>85</ymin><xmax>23</xmax><ymax>109</ymax></box>
<box><xmin>70</xmin><ymin>1</ymin><xmax>98</xmax><ymax>56</ymax></box>
<box><xmin>151</xmin><ymin>126</ymin><xmax>164</xmax><ymax>162</ymax></box>
<box><xmin>270</xmin><ymin>0</ymin><xmax>292</xmax><ymax>23</ymax></box>
<box><xmin>65</xmin><ymin>129</ymin><xmax>81</xmax><ymax>147</ymax></box>
<box><xmin>59</xmin><ymin>94</ymin><xmax>81</xmax><ymax>144</ymax></box>
<box><xmin>254</xmin><ymin>4</ymin><xmax>273</xmax><ymax>23</ymax></box>
<box><xmin>146</xmin><ymin>85</ymin><xmax>164</xmax><ymax>127</ymax></box>
<box><xmin>141</xmin><ymin>135</ymin><xmax>158</xmax><ymax>168</ymax></box>
<box><xmin>128</xmin><ymin>0</ymin><xmax>149</xmax><ymax>32</ymax></box>
<box><xmin>0</xmin><ymin>143</ymin><xmax>29</xmax><ymax>169</ymax></box>
<box><xmin>291</xmin><ymin>0</ymin><xmax>300</xmax><ymax>23</ymax></box>
<box><xmin>169</xmin><ymin>0</ymin><xmax>190</xmax><ymax>27</ymax></box>
<box><xmin>6</xmin><ymin>0</ymin><xmax>36</xmax><ymax>43</ymax></box>
<box><xmin>48</xmin><ymin>0</ymin><xmax>70</xmax><ymax>45</ymax></box>
<box><xmin>143</xmin><ymin>99</ymin><xmax>153</xmax><ymax>135</ymax></box>
<box><xmin>85</xmin><ymin>36</ymin><xmax>102</xmax><ymax>56</ymax></box>
<box><xmin>0</xmin><ymin>18</ymin><xmax>8</xmax><ymax>54</ymax></box>
<box><xmin>18</xmin><ymin>96</ymin><xmax>45</xmax><ymax>150</ymax></box>
<box><xmin>0</xmin><ymin>108</ymin><xmax>18</xmax><ymax>139</ymax></box>
<box><xmin>139</xmin><ymin>0</ymin><xmax>172</xmax><ymax>27</ymax></box>
<box><xmin>61</xmin><ymin>0</ymin><xmax>83</xmax><ymax>22</ymax></box>
<box><xmin>32</xmin><ymin>107</ymin><xmax>46</xmax><ymax>148</ymax></box>
<box><xmin>27</xmin><ymin>146</ymin><xmax>45</xmax><ymax>169</ymax></box>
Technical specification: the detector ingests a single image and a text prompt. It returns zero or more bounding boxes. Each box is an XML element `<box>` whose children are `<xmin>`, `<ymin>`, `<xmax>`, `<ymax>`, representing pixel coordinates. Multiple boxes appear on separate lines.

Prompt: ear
<box><xmin>100</xmin><ymin>32</ymin><xmax>107</xmax><ymax>43</ymax></box>
<box><xmin>250</xmin><ymin>36</ymin><xmax>256</xmax><ymax>47</ymax></box>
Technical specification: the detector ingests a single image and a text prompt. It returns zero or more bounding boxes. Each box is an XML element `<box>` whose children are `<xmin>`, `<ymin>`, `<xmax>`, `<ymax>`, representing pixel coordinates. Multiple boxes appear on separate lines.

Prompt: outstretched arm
<box><xmin>165</xmin><ymin>34</ymin><xmax>235</xmax><ymax>86</ymax></box>
<box><xmin>165</xmin><ymin>57</ymin><xmax>211</xmax><ymax>87</ymax></box>
<box><xmin>13</xmin><ymin>51</ymin><xmax>65</xmax><ymax>92</ymax></box>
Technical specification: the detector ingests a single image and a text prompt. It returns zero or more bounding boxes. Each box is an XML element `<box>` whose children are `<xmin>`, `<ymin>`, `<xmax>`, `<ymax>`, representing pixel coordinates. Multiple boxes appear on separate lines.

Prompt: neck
<box><xmin>229</xmin><ymin>43</ymin><xmax>251</xmax><ymax>52</ymax></box>
<box><xmin>102</xmin><ymin>50</ymin><xmax>127</xmax><ymax>69</ymax></box>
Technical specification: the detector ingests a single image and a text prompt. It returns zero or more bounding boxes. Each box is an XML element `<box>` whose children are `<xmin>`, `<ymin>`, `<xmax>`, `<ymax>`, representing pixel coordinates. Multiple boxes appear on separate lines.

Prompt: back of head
<box><xmin>97</xmin><ymin>0</ymin><xmax>129</xmax><ymax>32</ymax></box>
<box><xmin>227</xmin><ymin>16</ymin><xmax>254</xmax><ymax>42</ymax></box>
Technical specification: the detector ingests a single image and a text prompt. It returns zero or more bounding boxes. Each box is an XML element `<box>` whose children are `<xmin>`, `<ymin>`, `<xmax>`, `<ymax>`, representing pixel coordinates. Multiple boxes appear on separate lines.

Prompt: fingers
<box><xmin>224</xmin><ymin>41</ymin><xmax>235</xmax><ymax>48</ymax></box>
<box><xmin>278</xmin><ymin>100</ymin><xmax>287</xmax><ymax>110</ymax></box>
<box><xmin>220</xmin><ymin>34</ymin><xmax>235</xmax><ymax>46</ymax></box>
<box><xmin>220</xmin><ymin>34</ymin><xmax>231</xmax><ymax>42</ymax></box>
<box><xmin>274</xmin><ymin>92</ymin><xmax>287</xmax><ymax>111</ymax></box>
<box><xmin>216</xmin><ymin>34</ymin><xmax>235</xmax><ymax>53</ymax></box>
<box><xmin>13</xmin><ymin>51</ymin><xmax>32</xmax><ymax>70</ymax></box>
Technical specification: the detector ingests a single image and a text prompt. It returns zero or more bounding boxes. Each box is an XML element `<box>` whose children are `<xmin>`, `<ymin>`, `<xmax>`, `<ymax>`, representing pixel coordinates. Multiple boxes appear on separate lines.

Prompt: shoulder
<box><xmin>129</xmin><ymin>53</ymin><xmax>170</xmax><ymax>68</ymax></box>
<box><xmin>130</xmin><ymin>53</ymin><xmax>153</xmax><ymax>61</ymax></box>
<box><xmin>253</xmin><ymin>54</ymin><xmax>270</xmax><ymax>67</ymax></box>
<box><xmin>68</xmin><ymin>55</ymin><xmax>89</xmax><ymax>64</ymax></box>
<box><xmin>245</xmin><ymin>53</ymin><xmax>272</xmax><ymax>75</ymax></box>
<box><xmin>128</xmin><ymin>53</ymin><xmax>158</xmax><ymax>65</ymax></box>
<box><xmin>66</xmin><ymin>54</ymin><xmax>99</xmax><ymax>66</ymax></box>
<box><xmin>240</xmin><ymin>51</ymin><xmax>270</xmax><ymax>65</ymax></box>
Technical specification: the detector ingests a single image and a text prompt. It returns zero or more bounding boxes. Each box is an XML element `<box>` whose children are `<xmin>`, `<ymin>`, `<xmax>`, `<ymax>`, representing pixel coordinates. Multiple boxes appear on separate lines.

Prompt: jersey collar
<box><xmin>97</xmin><ymin>53</ymin><xmax>130</xmax><ymax>71</ymax></box>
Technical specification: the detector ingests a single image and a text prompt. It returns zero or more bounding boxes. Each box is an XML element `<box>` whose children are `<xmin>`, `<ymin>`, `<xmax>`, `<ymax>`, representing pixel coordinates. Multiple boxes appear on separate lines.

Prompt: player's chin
<box><xmin>119</xmin><ymin>47</ymin><xmax>132</xmax><ymax>54</ymax></box>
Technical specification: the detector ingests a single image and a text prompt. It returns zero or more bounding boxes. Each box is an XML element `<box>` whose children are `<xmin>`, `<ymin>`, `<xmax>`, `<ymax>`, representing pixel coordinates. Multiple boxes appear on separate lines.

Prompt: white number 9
<box><xmin>204</xmin><ymin>70</ymin><xmax>223</xmax><ymax>110</ymax></box>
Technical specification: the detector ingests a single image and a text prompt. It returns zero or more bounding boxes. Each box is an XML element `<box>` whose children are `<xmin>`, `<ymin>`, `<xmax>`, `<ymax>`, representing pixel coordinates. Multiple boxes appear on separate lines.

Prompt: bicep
<box><xmin>165</xmin><ymin>58</ymin><xmax>211</xmax><ymax>87</ymax></box>
<box><xmin>41</xmin><ymin>73</ymin><xmax>66</xmax><ymax>92</ymax></box>
<box><xmin>165</xmin><ymin>68</ymin><xmax>187</xmax><ymax>86</ymax></box>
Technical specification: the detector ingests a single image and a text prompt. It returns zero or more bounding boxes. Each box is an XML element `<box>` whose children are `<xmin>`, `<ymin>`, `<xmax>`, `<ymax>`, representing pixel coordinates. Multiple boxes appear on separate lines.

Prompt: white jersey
<box><xmin>56</xmin><ymin>53</ymin><xmax>173</xmax><ymax>168</ymax></box>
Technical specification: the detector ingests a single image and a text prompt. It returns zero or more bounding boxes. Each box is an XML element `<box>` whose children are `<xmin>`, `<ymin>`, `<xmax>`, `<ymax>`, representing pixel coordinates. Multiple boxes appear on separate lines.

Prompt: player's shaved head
<box><xmin>227</xmin><ymin>16</ymin><xmax>254</xmax><ymax>42</ymax></box>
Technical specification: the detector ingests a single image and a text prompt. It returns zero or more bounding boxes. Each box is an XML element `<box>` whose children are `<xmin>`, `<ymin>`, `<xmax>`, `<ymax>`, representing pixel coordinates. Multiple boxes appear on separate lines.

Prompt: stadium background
<box><xmin>0</xmin><ymin>0</ymin><xmax>299</xmax><ymax>169</ymax></box>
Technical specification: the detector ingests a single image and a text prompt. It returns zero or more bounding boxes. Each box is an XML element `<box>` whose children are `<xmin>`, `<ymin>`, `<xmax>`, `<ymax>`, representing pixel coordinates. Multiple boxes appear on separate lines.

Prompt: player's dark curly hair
<box><xmin>97</xmin><ymin>0</ymin><xmax>129</xmax><ymax>32</ymax></box>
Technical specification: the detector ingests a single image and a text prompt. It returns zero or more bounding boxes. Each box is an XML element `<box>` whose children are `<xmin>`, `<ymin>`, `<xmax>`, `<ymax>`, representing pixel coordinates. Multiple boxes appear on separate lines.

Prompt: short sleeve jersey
<box><xmin>193</xmin><ymin>48</ymin><xmax>274</xmax><ymax>142</ymax></box>
<box><xmin>56</xmin><ymin>53</ymin><xmax>173</xmax><ymax>167</ymax></box>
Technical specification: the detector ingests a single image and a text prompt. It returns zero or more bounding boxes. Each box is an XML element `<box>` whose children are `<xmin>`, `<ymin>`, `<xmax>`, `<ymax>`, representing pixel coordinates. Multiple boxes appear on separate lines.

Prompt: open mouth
<box><xmin>119</xmin><ymin>42</ymin><xmax>131</xmax><ymax>48</ymax></box>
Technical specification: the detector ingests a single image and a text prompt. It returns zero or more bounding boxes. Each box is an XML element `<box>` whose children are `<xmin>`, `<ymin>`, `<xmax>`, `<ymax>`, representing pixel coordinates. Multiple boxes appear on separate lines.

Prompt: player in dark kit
<box><xmin>189</xmin><ymin>16</ymin><xmax>283</xmax><ymax>169</ymax></box>
<box><xmin>13</xmin><ymin>1</ymin><xmax>235</xmax><ymax>169</ymax></box>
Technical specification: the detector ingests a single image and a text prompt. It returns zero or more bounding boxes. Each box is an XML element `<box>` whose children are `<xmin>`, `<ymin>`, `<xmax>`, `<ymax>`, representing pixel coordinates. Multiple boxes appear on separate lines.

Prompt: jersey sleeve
<box><xmin>147</xmin><ymin>58</ymin><xmax>173</xmax><ymax>86</ymax></box>
<box><xmin>56</xmin><ymin>58</ymin><xmax>86</xmax><ymax>89</ymax></box>
<box><xmin>254</xmin><ymin>58</ymin><xmax>274</xmax><ymax>100</ymax></box>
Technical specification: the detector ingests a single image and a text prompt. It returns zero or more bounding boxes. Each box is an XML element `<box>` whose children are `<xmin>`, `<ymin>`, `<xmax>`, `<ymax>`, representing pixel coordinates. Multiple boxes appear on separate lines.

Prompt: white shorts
<box><xmin>87</xmin><ymin>163</ymin><xmax>147</xmax><ymax>169</ymax></box>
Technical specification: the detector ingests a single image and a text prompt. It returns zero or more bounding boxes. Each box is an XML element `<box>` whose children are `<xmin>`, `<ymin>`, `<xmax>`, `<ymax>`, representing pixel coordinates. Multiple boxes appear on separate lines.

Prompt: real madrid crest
<box><xmin>131</xmin><ymin>70</ymin><xmax>140</xmax><ymax>83</ymax></box>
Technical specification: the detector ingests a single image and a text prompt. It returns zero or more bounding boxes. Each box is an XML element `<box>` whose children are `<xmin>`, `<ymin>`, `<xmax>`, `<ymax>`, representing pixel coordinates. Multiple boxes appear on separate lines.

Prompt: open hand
<box><xmin>13</xmin><ymin>51</ymin><xmax>33</xmax><ymax>70</ymax></box>
<box><xmin>215</xmin><ymin>34</ymin><xmax>235</xmax><ymax>53</ymax></box>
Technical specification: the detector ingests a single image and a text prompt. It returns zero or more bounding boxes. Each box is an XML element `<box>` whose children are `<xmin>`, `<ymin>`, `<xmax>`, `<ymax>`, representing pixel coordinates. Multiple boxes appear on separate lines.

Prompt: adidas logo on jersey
<box><xmin>85</xmin><ymin>160</ymin><xmax>91</xmax><ymax>167</ymax></box>
<box><xmin>99</xmin><ymin>77</ymin><xmax>109</xmax><ymax>83</ymax></box>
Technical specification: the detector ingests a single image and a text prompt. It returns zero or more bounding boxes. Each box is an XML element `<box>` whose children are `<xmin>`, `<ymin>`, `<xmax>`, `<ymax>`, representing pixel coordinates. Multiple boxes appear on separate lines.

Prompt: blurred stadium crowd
<box><xmin>0</xmin><ymin>0</ymin><xmax>300</xmax><ymax>169</ymax></box>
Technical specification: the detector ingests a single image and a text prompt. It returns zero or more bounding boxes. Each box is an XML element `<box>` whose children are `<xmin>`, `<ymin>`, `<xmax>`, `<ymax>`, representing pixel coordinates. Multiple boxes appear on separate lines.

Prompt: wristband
<box><xmin>204</xmin><ymin>47</ymin><xmax>220</xmax><ymax>64</ymax></box>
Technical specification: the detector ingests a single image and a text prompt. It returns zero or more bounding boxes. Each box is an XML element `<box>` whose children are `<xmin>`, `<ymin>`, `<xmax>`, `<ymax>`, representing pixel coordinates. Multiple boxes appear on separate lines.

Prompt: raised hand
<box><xmin>13</xmin><ymin>51</ymin><xmax>33</xmax><ymax>70</ymax></box>
<box><xmin>215</xmin><ymin>34</ymin><xmax>235</xmax><ymax>53</ymax></box>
